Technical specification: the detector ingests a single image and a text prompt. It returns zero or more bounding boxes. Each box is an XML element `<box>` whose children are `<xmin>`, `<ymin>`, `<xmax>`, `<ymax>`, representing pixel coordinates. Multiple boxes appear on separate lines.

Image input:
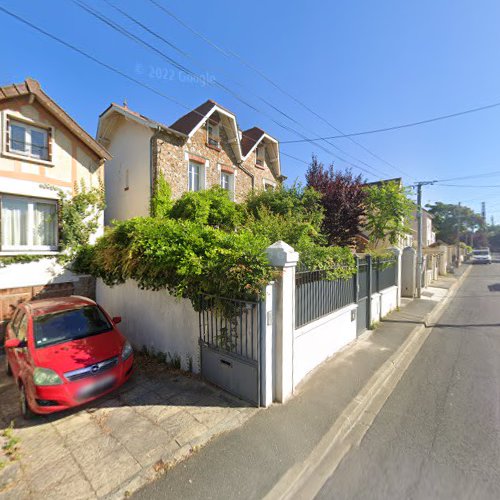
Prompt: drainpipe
<box><xmin>237</xmin><ymin>161</ymin><xmax>255</xmax><ymax>190</ymax></box>
<box><xmin>149</xmin><ymin>127</ymin><xmax>162</xmax><ymax>209</ymax></box>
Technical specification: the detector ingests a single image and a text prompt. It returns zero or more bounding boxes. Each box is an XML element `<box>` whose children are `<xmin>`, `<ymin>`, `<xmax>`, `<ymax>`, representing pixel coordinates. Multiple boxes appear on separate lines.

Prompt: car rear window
<box><xmin>33</xmin><ymin>305</ymin><xmax>112</xmax><ymax>348</ymax></box>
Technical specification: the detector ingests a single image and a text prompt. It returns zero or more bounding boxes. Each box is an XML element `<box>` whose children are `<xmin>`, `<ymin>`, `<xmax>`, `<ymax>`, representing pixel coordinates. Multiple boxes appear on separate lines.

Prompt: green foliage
<box><xmin>0</xmin><ymin>254</ymin><xmax>48</xmax><ymax>266</ymax></box>
<box><xmin>364</xmin><ymin>181</ymin><xmax>414</xmax><ymax>247</ymax></box>
<box><xmin>44</xmin><ymin>180</ymin><xmax>105</xmax><ymax>262</ymax></box>
<box><xmin>170</xmin><ymin>186</ymin><xmax>243</xmax><ymax>230</ymax></box>
<box><xmin>426</xmin><ymin>202</ymin><xmax>485</xmax><ymax>245</ymax></box>
<box><xmin>86</xmin><ymin>217</ymin><xmax>274</xmax><ymax>304</ymax></box>
<box><xmin>150</xmin><ymin>175</ymin><xmax>173</xmax><ymax>218</ymax></box>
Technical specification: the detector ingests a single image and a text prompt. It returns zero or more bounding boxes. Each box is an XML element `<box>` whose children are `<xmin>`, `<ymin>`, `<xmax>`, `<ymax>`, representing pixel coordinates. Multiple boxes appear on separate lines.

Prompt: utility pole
<box><xmin>415</xmin><ymin>181</ymin><xmax>436</xmax><ymax>299</ymax></box>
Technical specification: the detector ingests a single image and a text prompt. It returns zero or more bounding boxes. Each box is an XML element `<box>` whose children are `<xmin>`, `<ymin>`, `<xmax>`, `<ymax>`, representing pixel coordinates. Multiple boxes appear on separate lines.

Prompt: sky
<box><xmin>2</xmin><ymin>0</ymin><xmax>500</xmax><ymax>221</ymax></box>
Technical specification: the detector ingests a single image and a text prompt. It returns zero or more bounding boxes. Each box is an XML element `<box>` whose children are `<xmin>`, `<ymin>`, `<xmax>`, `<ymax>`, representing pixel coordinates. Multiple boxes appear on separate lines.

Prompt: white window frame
<box><xmin>2</xmin><ymin>113</ymin><xmax>54</xmax><ymax>166</ymax></box>
<box><xmin>263</xmin><ymin>179</ymin><xmax>276</xmax><ymax>191</ymax></box>
<box><xmin>207</xmin><ymin>121</ymin><xmax>220</xmax><ymax>148</ymax></box>
<box><xmin>0</xmin><ymin>194</ymin><xmax>58</xmax><ymax>252</ymax></box>
<box><xmin>256</xmin><ymin>144</ymin><xmax>265</xmax><ymax>166</ymax></box>
<box><xmin>220</xmin><ymin>170</ymin><xmax>235</xmax><ymax>200</ymax></box>
<box><xmin>188</xmin><ymin>160</ymin><xmax>206</xmax><ymax>192</ymax></box>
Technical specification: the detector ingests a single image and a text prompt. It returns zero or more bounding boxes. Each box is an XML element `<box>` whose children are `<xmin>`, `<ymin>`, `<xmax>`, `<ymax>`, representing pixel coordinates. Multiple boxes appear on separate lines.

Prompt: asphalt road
<box><xmin>316</xmin><ymin>262</ymin><xmax>500</xmax><ymax>499</ymax></box>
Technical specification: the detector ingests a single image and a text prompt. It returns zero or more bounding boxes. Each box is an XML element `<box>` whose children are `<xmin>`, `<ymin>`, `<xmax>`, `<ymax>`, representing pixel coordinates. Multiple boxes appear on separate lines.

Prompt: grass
<box><xmin>1</xmin><ymin>422</ymin><xmax>20</xmax><ymax>461</ymax></box>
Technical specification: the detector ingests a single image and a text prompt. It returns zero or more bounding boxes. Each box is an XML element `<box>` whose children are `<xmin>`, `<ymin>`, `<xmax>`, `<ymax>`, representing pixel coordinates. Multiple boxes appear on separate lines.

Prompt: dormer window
<box><xmin>256</xmin><ymin>145</ymin><xmax>265</xmax><ymax>167</ymax></box>
<box><xmin>207</xmin><ymin>121</ymin><xmax>220</xmax><ymax>148</ymax></box>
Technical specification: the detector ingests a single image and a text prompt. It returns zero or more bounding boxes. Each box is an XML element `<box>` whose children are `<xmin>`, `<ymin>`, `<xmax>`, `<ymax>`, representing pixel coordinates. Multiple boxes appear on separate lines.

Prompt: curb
<box><xmin>265</xmin><ymin>265</ymin><xmax>472</xmax><ymax>500</ymax></box>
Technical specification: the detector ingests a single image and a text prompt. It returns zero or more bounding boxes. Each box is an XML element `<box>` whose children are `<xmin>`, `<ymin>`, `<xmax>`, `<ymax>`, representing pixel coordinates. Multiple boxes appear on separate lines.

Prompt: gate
<box><xmin>199</xmin><ymin>295</ymin><xmax>261</xmax><ymax>406</ymax></box>
<box><xmin>356</xmin><ymin>257</ymin><xmax>371</xmax><ymax>335</ymax></box>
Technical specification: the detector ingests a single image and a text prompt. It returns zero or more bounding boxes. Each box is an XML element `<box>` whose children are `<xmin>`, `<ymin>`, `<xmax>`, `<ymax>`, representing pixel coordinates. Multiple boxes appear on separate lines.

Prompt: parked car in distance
<box><xmin>471</xmin><ymin>248</ymin><xmax>492</xmax><ymax>264</ymax></box>
<box><xmin>4</xmin><ymin>296</ymin><xmax>133</xmax><ymax>418</ymax></box>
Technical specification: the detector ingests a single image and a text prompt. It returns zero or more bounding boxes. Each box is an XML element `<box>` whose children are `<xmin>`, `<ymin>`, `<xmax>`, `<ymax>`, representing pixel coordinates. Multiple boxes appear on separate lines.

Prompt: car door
<box><xmin>5</xmin><ymin>308</ymin><xmax>23</xmax><ymax>376</ymax></box>
<box><xmin>9</xmin><ymin>310</ymin><xmax>29</xmax><ymax>380</ymax></box>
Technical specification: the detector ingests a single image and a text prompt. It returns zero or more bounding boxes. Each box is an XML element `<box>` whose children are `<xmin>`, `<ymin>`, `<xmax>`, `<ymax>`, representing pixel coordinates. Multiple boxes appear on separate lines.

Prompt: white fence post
<box><xmin>391</xmin><ymin>247</ymin><xmax>402</xmax><ymax>307</ymax></box>
<box><xmin>266</xmin><ymin>241</ymin><xmax>299</xmax><ymax>403</ymax></box>
<box><xmin>260</xmin><ymin>282</ymin><xmax>274</xmax><ymax>407</ymax></box>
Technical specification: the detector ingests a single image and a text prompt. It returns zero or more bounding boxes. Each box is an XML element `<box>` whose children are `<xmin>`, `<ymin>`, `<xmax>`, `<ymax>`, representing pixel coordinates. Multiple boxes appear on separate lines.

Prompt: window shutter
<box><xmin>57</xmin><ymin>199</ymin><xmax>63</xmax><ymax>251</ymax></box>
<box><xmin>5</xmin><ymin>117</ymin><xmax>10</xmax><ymax>152</ymax></box>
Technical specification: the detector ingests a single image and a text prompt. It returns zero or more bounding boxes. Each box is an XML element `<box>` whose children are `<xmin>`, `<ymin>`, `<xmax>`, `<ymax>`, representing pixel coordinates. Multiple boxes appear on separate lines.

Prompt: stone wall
<box><xmin>153</xmin><ymin>112</ymin><xmax>279</xmax><ymax>203</ymax></box>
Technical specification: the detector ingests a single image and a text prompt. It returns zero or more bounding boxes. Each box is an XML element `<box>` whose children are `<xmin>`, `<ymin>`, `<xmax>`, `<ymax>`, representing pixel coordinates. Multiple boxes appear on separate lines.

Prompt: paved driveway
<box><xmin>0</xmin><ymin>356</ymin><xmax>256</xmax><ymax>499</ymax></box>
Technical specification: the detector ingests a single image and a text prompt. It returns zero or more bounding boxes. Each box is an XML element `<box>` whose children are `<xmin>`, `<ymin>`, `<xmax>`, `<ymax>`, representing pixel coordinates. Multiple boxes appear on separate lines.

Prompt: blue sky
<box><xmin>2</xmin><ymin>0</ymin><xmax>500</xmax><ymax>220</ymax></box>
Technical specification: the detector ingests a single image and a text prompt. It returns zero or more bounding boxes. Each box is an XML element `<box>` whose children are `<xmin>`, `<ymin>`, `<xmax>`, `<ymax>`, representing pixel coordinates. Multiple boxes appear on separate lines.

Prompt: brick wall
<box><xmin>0</xmin><ymin>276</ymin><xmax>96</xmax><ymax>337</ymax></box>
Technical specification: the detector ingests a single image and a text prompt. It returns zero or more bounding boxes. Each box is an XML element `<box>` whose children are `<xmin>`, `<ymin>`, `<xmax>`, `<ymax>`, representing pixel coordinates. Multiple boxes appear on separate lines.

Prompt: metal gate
<box><xmin>199</xmin><ymin>295</ymin><xmax>261</xmax><ymax>406</ymax></box>
<box><xmin>356</xmin><ymin>257</ymin><xmax>371</xmax><ymax>335</ymax></box>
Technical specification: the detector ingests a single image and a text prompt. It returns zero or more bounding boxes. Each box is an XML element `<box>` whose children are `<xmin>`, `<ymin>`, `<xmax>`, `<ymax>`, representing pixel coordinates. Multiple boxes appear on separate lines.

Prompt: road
<box><xmin>315</xmin><ymin>262</ymin><xmax>500</xmax><ymax>499</ymax></box>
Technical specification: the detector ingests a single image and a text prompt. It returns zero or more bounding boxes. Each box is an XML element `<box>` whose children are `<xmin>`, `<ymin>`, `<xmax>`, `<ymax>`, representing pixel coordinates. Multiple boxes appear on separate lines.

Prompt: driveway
<box><xmin>0</xmin><ymin>354</ymin><xmax>257</xmax><ymax>499</ymax></box>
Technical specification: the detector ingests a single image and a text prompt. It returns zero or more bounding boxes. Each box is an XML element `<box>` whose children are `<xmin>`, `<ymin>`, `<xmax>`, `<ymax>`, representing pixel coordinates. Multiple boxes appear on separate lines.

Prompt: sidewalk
<box><xmin>134</xmin><ymin>267</ymin><xmax>470</xmax><ymax>500</ymax></box>
<box><xmin>0</xmin><ymin>355</ymin><xmax>257</xmax><ymax>499</ymax></box>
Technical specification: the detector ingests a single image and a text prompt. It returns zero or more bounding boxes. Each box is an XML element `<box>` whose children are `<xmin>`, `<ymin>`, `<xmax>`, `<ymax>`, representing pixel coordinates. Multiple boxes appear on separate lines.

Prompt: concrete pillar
<box><xmin>390</xmin><ymin>247</ymin><xmax>402</xmax><ymax>307</ymax></box>
<box><xmin>265</xmin><ymin>241</ymin><xmax>299</xmax><ymax>403</ymax></box>
<box><xmin>260</xmin><ymin>282</ymin><xmax>274</xmax><ymax>407</ymax></box>
<box><xmin>401</xmin><ymin>246</ymin><xmax>416</xmax><ymax>298</ymax></box>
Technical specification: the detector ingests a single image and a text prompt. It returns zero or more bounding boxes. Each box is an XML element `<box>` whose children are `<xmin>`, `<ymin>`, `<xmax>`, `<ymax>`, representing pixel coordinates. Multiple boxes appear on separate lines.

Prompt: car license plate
<box><xmin>76</xmin><ymin>375</ymin><xmax>116</xmax><ymax>401</ymax></box>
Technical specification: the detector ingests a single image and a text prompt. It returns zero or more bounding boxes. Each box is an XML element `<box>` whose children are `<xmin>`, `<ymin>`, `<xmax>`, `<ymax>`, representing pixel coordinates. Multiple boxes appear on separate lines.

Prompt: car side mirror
<box><xmin>5</xmin><ymin>338</ymin><xmax>23</xmax><ymax>349</ymax></box>
<box><xmin>112</xmin><ymin>316</ymin><xmax>122</xmax><ymax>325</ymax></box>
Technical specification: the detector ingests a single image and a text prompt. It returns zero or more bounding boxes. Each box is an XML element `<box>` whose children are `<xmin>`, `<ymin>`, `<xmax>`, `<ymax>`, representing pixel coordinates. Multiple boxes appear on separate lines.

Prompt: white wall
<box><xmin>293</xmin><ymin>303</ymin><xmax>357</xmax><ymax>388</ymax></box>
<box><xmin>104</xmin><ymin>118</ymin><xmax>152</xmax><ymax>224</ymax></box>
<box><xmin>0</xmin><ymin>258</ymin><xmax>82</xmax><ymax>289</ymax></box>
<box><xmin>379</xmin><ymin>286</ymin><xmax>398</xmax><ymax>318</ymax></box>
<box><xmin>96</xmin><ymin>280</ymin><xmax>200</xmax><ymax>373</ymax></box>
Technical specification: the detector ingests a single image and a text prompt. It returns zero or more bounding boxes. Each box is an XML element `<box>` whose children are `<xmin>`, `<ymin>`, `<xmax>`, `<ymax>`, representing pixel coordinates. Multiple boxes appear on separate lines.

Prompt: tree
<box><xmin>426</xmin><ymin>202</ymin><xmax>484</xmax><ymax>244</ymax></box>
<box><xmin>305</xmin><ymin>155</ymin><xmax>367</xmax><ymax>246</ymax></box>
<box><xmin>364</xmin><ymin>181</ymin><xmax>414</xmax><ymax>247</ymax></box>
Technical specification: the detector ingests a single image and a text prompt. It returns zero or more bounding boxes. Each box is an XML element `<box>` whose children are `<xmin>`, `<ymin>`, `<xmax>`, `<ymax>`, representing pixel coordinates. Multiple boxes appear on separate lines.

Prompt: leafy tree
<box><xmin>305</xmin><ymin>155</ymin><xmax>367</xmax><ymax>246</ymax></box>
<box><xmin>150</xmin><ymin>175</ymin><xmax>173</xmax><ymax>218</ymax></box>
<box><xmin>364</xmin><ymin>181</ymin><xmax>414</xmax><ymax>247</ymax></box>
<box><xmin>426</xmin><ymin>202</ymin><xmax>484</xmax><ymax>244</ymax></box>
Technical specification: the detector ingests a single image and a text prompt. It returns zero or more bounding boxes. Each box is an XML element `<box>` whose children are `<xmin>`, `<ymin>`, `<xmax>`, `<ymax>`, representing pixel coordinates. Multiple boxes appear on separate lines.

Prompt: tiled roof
<box><xmin>241</xmin><ymin>127</ymin><xmax>265</xmax><ymax>157</ymax></box>
<box><xmin>169</xmin><ymin>99</ymin><xmax>217</xmax><ymax>135</ymax></box>
<box><xmin>0</xmin><ymin>78</ymin><xmax>110</xmax><ymax>160</ymax></box>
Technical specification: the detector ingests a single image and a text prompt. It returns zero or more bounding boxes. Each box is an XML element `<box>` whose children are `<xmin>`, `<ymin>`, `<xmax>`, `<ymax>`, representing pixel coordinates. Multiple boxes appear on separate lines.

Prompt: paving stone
<box><xmin>82</xmin><ymin>447</ymin><xmax>141</xmax><ymax>498</ymax></box>
<box><xmin>71</xmin><ymin>433</ymin><xmax>122</xmax><ymax>469</ymax></box>
<box><xmin>29</xmin><ymin>453</ymin><xmax>81</xmax><ymax>493</ymax></box>
<box><xmin>35</xmin><ymin>471</ymin><xmax>96</xmax><ymax>500</ymax></box>
<box><xmin>135</xmin><ymin>403</ymin><xmax>182</xmax><ymax>424</ymax></box>
<box><xmin>0</xmin><ymin>480</ymin><xmax>30</xmax><ymax>500</ymax></box>
<box><xmin>187</xmin><ymin>405</ymin><xmax>238</xmax><ymax>427</ymax></box>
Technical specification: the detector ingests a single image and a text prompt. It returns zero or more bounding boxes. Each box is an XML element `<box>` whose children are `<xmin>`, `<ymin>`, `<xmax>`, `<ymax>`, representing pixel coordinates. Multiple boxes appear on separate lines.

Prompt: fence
<box><xmin>371</xmin><ymin>257</ymin><xmax>398</xmax><ymax>292</ymax></box>
<box><xmin>295</xmin><ymin>256</ymin><xmax>398</xmax><ymax>329</ymax></box>
<box><xmin>295</xmin><ymin>267</ymin><xmax>356</xmax><ymax>329</ymax></box>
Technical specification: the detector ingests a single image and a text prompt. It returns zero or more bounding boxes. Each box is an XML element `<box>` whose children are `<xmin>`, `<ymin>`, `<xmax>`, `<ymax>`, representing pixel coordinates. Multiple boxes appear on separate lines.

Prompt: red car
<box><xmin>4</xmin><ymin>296</ymin><xmax>133</xmax><ymax>418</ymax></box>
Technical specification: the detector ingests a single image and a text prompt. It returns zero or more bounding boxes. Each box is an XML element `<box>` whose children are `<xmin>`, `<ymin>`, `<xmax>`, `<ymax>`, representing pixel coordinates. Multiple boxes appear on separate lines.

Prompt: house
<box><xmin>411</xmin><ymin>208</ymin><xmax>436</xmax><ymax>247</ymax></box>
<box><xmin>97</xmin><ymin>99</ymin><xmax>282</xmax><ymax>223</ymax></box>
<box><xmin>0</xmin><ymin>78</ymin><xmax>110</xmax><ymax>331</ymax></box>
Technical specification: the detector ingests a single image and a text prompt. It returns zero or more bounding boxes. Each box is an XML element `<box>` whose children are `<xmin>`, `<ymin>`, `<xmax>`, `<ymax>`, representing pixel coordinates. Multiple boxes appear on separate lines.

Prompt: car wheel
<box><xmin>19</xmin><ymin>384</ymin><xmax>35</xmax><ymax>420</ymax></box>
<box><xmin>5</xmin><ymin>357</ymin><xmax>12</xmax><ymax>377</ymax></box>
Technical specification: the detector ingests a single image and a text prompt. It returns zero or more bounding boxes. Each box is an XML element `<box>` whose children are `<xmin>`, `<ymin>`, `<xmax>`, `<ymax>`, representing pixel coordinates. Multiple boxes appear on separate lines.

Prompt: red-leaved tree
<box><xmin>306</xmin><ymin>155</ymin><xmax>367</xmax><ymax>246</ymax></box>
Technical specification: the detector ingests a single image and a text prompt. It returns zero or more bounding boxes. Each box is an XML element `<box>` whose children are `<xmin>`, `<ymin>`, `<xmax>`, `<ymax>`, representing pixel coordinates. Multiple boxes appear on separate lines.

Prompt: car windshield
<box><xmin>33</xmin><ymin>305</ymin><xmax>113</xmax><ymax>348</ymax></box>
<box><xmin>473</xmin><ymin>250</ymin><xmax>489</xmax><ymax>256</ymax></box>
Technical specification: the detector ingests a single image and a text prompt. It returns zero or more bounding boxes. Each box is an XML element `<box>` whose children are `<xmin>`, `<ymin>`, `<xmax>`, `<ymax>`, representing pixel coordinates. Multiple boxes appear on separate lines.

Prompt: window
<box><xmin>263</xmin><ymin>180</ymin><xmax>276</xmax><ymax>192</ymax></box>
<box><xmin>8</xmin><ymin>119</ymin><xmax>50</xmax><ymax>161</ymax></box>
<box><xmin>188</xmin><ymin>161</ymin><xmax>201</xmax><ymax>192</ymax></box>
<box><xmin>33</xmin><ymin>305</ymin><xmax>112</xmax><ymax>348</ymax></box>
<box><xmin>220</xmin><ymin>172</ymin><xmax>231</xmax><ymax>190</ymax></box>
<box><xmin>17</xmin><ymin>314</ymin><xmax>28</xmax><ymax>342</ymax></box>
<box><xmin>207</xmin><ymin>122</ymin><xmax>220</xmax><ymax>148</ymax></box>
<box><xmin>1</xmin><ymin>195</ymin><xmax>58</xmax><ymax>251</ymax></box>
<box><xmin>256</xmin><ymin>145</ymin><xmax>265</xmax><ymax>166</ymax></box>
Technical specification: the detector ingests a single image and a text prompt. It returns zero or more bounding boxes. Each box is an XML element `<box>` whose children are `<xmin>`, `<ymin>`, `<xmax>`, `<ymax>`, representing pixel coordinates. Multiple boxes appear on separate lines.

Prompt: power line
<box><xmin>73</xmin><ymin>0</ymin><xmax>388</xmax><ymax>178</ymax></box>
<box><xmin>0</xmin><ymin>3</ymin><xmax>313</xmax><ymax>172</ymax></box>
<box><xmin>99</xmin><ymin>0</ymin><xmax>389</xmax><ymax>178</ymax></box>
<box><xmin>146</xmin><ymin>0</ymin><xmax>409</xmax><ymax>180</ymax></box>
<box><xmin>281</xmin><ymin>100</ymin><xmax>500</xmax><ymax>143</ymax></box>
<box><xmin>438</xmin><ymin>184</ymin><xmax>500</xmax><ymax>188</ymax></box>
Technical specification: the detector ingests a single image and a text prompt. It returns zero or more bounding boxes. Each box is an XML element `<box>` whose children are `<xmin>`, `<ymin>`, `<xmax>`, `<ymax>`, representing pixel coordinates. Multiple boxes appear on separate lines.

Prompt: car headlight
<box><xmin>33</xmin><ymin>367</ymin><xmax>63</xmax><ymax>386</ymax></box>
<box><xmin>122</xmin><ymin>341</ymin><xmax>133</xmax><ymax>361</ymax></box>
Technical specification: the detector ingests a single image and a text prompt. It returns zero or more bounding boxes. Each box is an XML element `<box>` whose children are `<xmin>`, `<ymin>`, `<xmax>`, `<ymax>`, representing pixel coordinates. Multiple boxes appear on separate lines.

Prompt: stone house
<box><xmin>0</xmin><ymin>78</ymin><xmax>110</xmax><ymax>332</ymax></box>
<box><xmin>97</xmin><ymin>99</ymin><xmax>282</xmax><ymax>224</ymax></box>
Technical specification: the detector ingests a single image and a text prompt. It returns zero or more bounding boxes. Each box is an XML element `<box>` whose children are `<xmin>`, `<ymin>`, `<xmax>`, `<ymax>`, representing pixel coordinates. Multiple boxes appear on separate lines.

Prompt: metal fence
<box><xmin>372</xmin><ymin>257</ymin><xmax>398</xmax><ymax>292</ymax></box>
<box><xmin>295</xmin><ymin>267</ymin><xmax>356</xmax><ymax>329</ymax></box>
<box><xmin>198</xmin><ymin>295</ymin><xmax>260</xmax><ymax>362</ymax></box>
